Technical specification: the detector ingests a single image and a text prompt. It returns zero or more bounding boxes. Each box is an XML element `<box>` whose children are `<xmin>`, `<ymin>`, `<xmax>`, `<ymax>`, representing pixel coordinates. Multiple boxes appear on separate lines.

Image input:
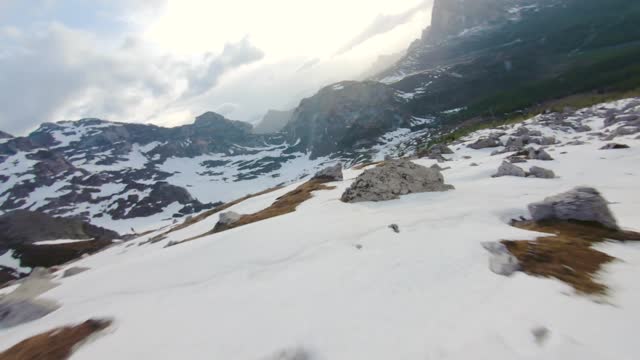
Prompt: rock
<box><xmin>528</xmin><ymin>187</ymin><xmax>619</xmax><ymax>229</ymax></box>
<box><xmin>540</xmin><ymin>136</ymin><xmax>557</xmax><ymax>145</ymax></box>
<box><xmin>218</xmin><ymin>211</ymin><xmax>243</xmax><ymax>226</ymax></box>
<box><xmin>311</xmin><ymin>163</ymin><xmax>343</xmax><ymax>181</ymax></box>
<box><xmin>528</xmin><ymin>148</ymin><xmax>554</xmax><ymax>161</ymax></box>
<box><xmin>341</xmin><ymin>159</ymin><xmax>454</xmax><ymax>203</ymax></box>
<box><xmin>532</xmin><ymin>326</ymin><xmax>551</xmax><ymax>345</ymax></box>
<box><xmin>389</xmin><ymin>224</ymin><xmax>400</xmax><ymax>233</ymax></box>
<box><xmin>564</xmin><ymin>140</ymin><xmax>586</xmax><ymax>146</ymax></box>
<box><xmin>468</xmin><ymin>137</ymin><xmax>501</xmax><ymax>150</ymax></box>
<box><xmin>481</xmin><ymin>242</ymin><xmax>520</xmax><ymax>276</ymax></box>
<box><xmin>62</xmin><ymin>266</ymin><xmax>90</xmax><ymax>278</ymax></box>
<box><xmin>426</xmin><ymin>144</ymin><xmax>454</xmax><ymax>156</ymax></box>
<box><xmin>600</xmin><ymin>143</ymin><xmax>630</xmax><ymax>150</ymax></box>
<box><xmin>508</xmin><ymin>157</ymin><xmax>528</xmax><ymax>164</ymax></box>
<box><xmin>264</xmin><ymin>347</ymin><xmax>313</xmax><ymax>360</ymax></box>
<box><xmin>493</xmin><ymin>161</ymin><xmax>526</xmax><ymax>178</ymax></box>
<box><xmin>470</xmin><ymin>162</ymin><xmax>479</xmax><ymax>167</ymax></box>
<box><xmin>605</xmin><ymin>114</ymin><xmax>638</xmax><ymax>127</ymax></box>
<box><xmin>528</xmin><ymin>166</ymin><xmax>555</xmax><ymax>179</ymax></box>
<box><xmin>462</xmin><ymin>155</ymin><xmax>472</xmax><ymax>159</ymax></box>
<box><xmin>0</xmin><ymin>299</ymin><xmax>60</xmax><ymax>329</ymax></box>
<box><xmin>430</xmin><ymin>164</ymin><xmax>450</xmax><ymax>171</ymax></box>
<box><xmin>604</xmin><ymin>126</ymin><xmax>639</xmax><ymax>140</ymax></box>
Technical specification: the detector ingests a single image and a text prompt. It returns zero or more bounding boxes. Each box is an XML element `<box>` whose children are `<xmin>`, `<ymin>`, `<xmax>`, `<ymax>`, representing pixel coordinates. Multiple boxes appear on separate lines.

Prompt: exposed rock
<box><xmin>604</xmin><ymin>126</ymin><xmax>639</xmax><ymax>140</ymax></box>
<box><xmin>253</xmin><ymin>109</ymin><xmax>294</xmax><ymax>134</ymax></box>
<box><xmin>341</xmin><ymin>159</ymin><xmax>454</xmax><ymax>203</ymax></box>
<box><xmin>528</xmin><ymin>148</ymin><xmax>554</xmax><ymax>161</ymax></box>
<box><xmin>528</xmin><ymin>187</ymin><xmax>619</xmax><ymax>229</ymax></box>
<box><xmin>62</xmin><ymin>266</ymin><xmax>90</xmax><ymax>278</ymax></box>
<box><xmin>0</xmin><ymin>130</ymin><xmax>13</xmax><ymax>139</ymax></box>
<box><xmin>481</xmin><ymin>242</ymin><xmax>520</xmax><ymax>276</ymax></box>
<box><xmin>263</xmin><ymin>347</ymin><xmax>313</xmax><ymax>360</ymax></box>
<box><xmin>493</xmin><ymin>161</ymin><xmax>526</xmax><ymax>178</ymax></box>
<box><xmin>218</xmin><ymin>211</ymin><xmax>243</xmax><ymax>226</ymax></box>
<box><xmin>468</xmin><ymin>136</ymin><xmax>501</xmax><ymax>150</ymax></box>
<box><xmin>604</xmin><ymin>114</ymin><xmax>638</xmax><ymax>127</ymax></box>
<box><xmin>423</xmin><ymin>144</ymin><xmax>454</xmax><ymax>159</ymax></box>
<box><xmin>389</xmin><ymin>224</ymin><xmax>400</xmax><ymax>233</ymax></box>
<box><xmin>600</xmin><ymin>143</ymin><xmax>630</xmax><ymax>150</ymax></box>
<box><xmin>311</xmin><ymin>163</ymin><xmax>343</xmax><ymax>181</ymax></box>
<box><xmin>528</xmin><ymin>166</ymin><xmax>555</xmax><ymax>179</ymax></box>
<box><xmin>0</xmin><ymin>300</ymin><xmax>60</xmax><ymax>329</ymax></box>
<box><xmin>532</xmin><ymin>326</ymin><xmax>551</xmax><ymax>345</ymax></box>
<box><xmin>470</xmin><ymin>162</ymin><xmax>479</xmax><ymax>167</ymax></box>
<box><xmin>540</xmin><ymin>136</ymin><xmax>557</xmax><ymax>145</ymax></box>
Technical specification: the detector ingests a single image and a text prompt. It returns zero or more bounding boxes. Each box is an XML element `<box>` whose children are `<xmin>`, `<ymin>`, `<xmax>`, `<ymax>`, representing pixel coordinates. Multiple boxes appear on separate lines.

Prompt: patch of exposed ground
<box><xmin>0</xmin><ymin>319</ymin><xmax>112</xmax><ymax>360</ymax></box>
<box><xmin>177</xmin><ymin>179</ymin><xmax>335</xmax><ymax>245</ymax></box>
<box><xmin>503</xmin><ymin>220</ymin><xmax>640</xmax><ymax>294</ymax></box>
<box><xmin>144</xmin><ymin>185</ymin><xmax>284</xmax><ymax>244</ymax></box>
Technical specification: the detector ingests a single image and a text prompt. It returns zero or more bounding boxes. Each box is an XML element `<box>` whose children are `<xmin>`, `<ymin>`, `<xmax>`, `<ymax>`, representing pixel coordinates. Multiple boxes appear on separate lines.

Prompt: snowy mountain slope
<box><xmin>1</xmin><ymin>98</ymin><xmax>639</xmax><ymax>359</ymax></box>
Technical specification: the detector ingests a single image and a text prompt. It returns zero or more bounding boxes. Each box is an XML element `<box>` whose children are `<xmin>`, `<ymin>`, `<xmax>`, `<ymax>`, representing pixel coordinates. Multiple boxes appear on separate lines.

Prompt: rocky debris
<box><xmin>470</xmin><ymin>162</ymin><xmax>479</xmax><ymax>167</ymax></box>
<box><xmin>604</xmin><ymin>126</ymin><xmax>640</xmax><ymax>140</ymax></box>
<box><xmin>563</xmin><ymin>140</ymin><xmax>587</xmax><ymax>146</ymax></box>
<box><xmin>422</xmin><ymin>144</ymin><xmax>454</xmax><ymax>160</ymax></box>
<box><xmin>389</xmin><ymin>224</ymin><xmax>400</xmax><ymax>233</ymax></box>
<box><xmin>532</xmin><ymin>326</ymin><xmax>551</xmax><ymax>345</ymax></box>
<box><xmin>528</xmin><ymin>166</ymin><xmax>555</xmax><ymax>179</ymax></box>
<box><xmin>0</xmin><ymin>268</ymin><xmax>60</xmax><ymax>329</ymax></box>
<box><xmin>605</xmin><ymin>114</ymin><xmax>639</xmax><ymax>127</ymax></box>
<box><xmin>600</xmin><ymin>143</ymin><xmax>630</xmax><ymax>150</ymax></box>
<box><xmin>528</xmin><ymin>187</ymin><xmax>619</xmax><ymax>229</ymax></box>
<box><xmin>311</xmin><ymin>163</ymin><xmax>343</xmax><ymax>181</ymax></box>
<box><xmin>213</xmin><ymin>211</ymin><xmax>244</xmax><ymax>233</ymax></box>
<box><xmin>528</xmin><ymin>148</ymin><xmax>554</xmax><ymax>161</ymax></box>
<box><xmin>341</xmin><ymin>159</ymin><xmax>454</xmax><ymax>203</ymax></box>
<box><xmin>468</xmin><ymin>136</ymin><xmax>501</xmax><ymax>150</ymax></box>
<box><xmin>62</xmin><ymin>266</ymin><xmax>90</xmax><ymax>278</ymax></box>
<box><xmin>481</xmin><ymin>242</ymin><xmax>520</xmax><ymax>276</ymax></box>
<box><xmin>493</xmin><ymin>161</ymin><xmax>526</xmax><ymax>178</ymax></box>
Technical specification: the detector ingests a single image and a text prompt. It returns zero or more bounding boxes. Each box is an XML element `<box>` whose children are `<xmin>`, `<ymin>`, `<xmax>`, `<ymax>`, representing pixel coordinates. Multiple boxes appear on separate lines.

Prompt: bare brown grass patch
<box><xmin>503</xmin><ymin>220</ymin><xmax>640</xmax><ymax>294</ymax></box>
<box><xmin>0</xmin><ymin>319</ymin><xmax>112</xmax><ymax>360</ymax></box>
<box><xmin>176</xmin><ymin>179</ymin><xmax>335</xmax><ymax>244</ymax></box>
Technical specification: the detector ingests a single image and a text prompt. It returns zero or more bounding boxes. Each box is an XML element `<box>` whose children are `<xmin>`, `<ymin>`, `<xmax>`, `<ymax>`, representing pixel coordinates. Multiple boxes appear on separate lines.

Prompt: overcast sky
<box><xmin>0</xmin><ymin>0</ymin><xmax>433</xmax><ymax>135</ymax></box>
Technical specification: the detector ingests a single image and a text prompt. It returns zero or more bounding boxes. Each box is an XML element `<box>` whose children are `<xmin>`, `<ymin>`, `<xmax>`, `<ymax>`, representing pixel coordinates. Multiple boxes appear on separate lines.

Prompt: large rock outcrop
<box><xmin>528</xmin><ymin>187</ymin><xmax>619</xmax><ymax>229</ymax></box>
<box><xmin>341</xmin><ymin>159</ymin><xmax>454</xmax><ymax>203</ymax></box>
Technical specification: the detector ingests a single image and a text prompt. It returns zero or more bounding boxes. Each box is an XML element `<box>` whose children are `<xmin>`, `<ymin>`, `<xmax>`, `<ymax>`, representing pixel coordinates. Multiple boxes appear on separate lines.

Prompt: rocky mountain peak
<box><xmin>0</xmin><ymin>130</ymin><xmax>13</xmax><ymax>139</ymax></box>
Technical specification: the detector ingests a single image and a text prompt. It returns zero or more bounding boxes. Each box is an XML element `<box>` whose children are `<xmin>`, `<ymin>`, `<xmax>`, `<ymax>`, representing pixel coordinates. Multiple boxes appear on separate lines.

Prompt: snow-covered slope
<box><xmin>1</xmin><ymin>98</ymin><xmax>639</xmax><ymax>359</ymax></box>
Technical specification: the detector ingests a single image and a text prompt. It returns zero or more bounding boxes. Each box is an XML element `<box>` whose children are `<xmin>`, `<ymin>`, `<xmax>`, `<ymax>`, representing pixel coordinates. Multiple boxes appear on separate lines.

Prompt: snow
<box><xmin>1</xmin><ymin>99</ymin><xmax>640</xmax><ymax>359</ymax></box>
<box><xmin>33</xmin><ymin>239</ymin><xmax>95</xmax><ymax>246</ymax></box>
<box><xmin>0</xmin><ymin>249</ymin><xmax>31</xmax><ymax>273</ymax></box>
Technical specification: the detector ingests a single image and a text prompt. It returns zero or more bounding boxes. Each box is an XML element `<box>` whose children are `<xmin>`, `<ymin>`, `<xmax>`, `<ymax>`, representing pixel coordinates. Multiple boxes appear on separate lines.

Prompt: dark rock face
<box><xmin>284</xmin><ymin>81</ymin><xmax>413</xmax><ymax>158</ymax></box>
<box><xmin>110</xmin><ymin>182</ymin><xmax>206</xmax><ymax>220</ymax></box>
<box><xmin>428</xmin><ymin>0</ymin><xmax>514</xmax><ymax>41</ymax></box>
<box><xmin>0</xmin><ymin>130</ymin><xmax>13</xmax><ymax>139</ymax></box>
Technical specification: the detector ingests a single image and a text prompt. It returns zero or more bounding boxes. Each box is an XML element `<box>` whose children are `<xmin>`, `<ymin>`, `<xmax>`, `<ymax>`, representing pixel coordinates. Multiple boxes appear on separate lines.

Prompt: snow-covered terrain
<box><xmin>1</xmin><ymin>98</ymin><xmax>639</xmax><ymax>359</ymax></box>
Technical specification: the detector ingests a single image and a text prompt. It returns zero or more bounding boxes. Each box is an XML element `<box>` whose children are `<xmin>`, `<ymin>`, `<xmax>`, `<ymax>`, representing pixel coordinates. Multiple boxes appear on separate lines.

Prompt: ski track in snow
<box><xmin>1</xmin><ymin>99</ymin><xmax>640</xmax><ymax>359</ymax></box>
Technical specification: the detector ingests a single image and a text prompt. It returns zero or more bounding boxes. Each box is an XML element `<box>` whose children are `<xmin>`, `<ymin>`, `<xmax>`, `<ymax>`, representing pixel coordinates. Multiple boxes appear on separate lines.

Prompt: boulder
<box><xmin>481</xmin><ymin>242</ymin><xmax>520</xmax><ymax>276</ymax></box>
<box><xmin>426</xmin><ymin>144</ymin><xmax>454</xmax><ymax>156</ymax></box>
<box><xmin>528</xmin><ymin>187</ymin><xmax>618</xmax><ymax>229</ymax></box>
<box><xmin>528</xmin><ymin>166</ymin><xmax>555</xmax><ymax>179</ymax></box>
<box><xmin>540</xmin><ymin>136</ymin><xmax>557</xmax><ymax>145</ymax></box>
<box><xmin>62</xmin><ymin>266</ymin><xmax>90</xmax><ymax>278</ymax></box>
<box><xmin>311</xmin><ymin>163</ymin><xmax>343</xmax><ymax>181</ymax></box>
<box><xmin>218</xmin><ymin>211</ymin><xmax>243</xmax><ymax>226</ymax></box>
<box><xmin>341</xmin><ymin>159</ymin><xmax>454</xmax><ymax>203</ymax></box>
<box><xmin>388</xmin><ymin>224</ymin><xmax>400</xmax><ymax>233</ymax></box>
<box><xmin>528</xmin><ymin>148</ymin><xmax>554</xmax><ymax>161</ymax></box>
<box><xmin>468</xmin><ymin>137</ymin><xmax>501</xmax><ymax>149</ymax></box>
<box><xmin>604</xmin><ymin>126</ymin><xmax>639</xmax><ymax>140</ymax></box>
<box><xmin>604</xmin><ymin>114</ymin><xmax>638</xmax><ymax>127</ymax></box>
<box><xmin>0</xmin><ymin>299</ymin><xmax>60</xmax><ymax>329</ymax></box>
<box><xmin>493</xmin><ymin>161</ymin><xmax>526</xmax><ymax>178</ymax></box>
<box><xmin>600</xmin><ymin>143</ymin><xmax>630</xmax><ymax>150</ymax></box>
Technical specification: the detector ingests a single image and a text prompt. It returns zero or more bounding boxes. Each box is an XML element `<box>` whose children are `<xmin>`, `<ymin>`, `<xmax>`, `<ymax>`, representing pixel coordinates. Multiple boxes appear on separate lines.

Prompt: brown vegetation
<box><xmin>178</xmin><ymin>179</ymin><xmax>335</xmax><ymax>244</ymax></box>
<box><xmin>503</xmin><ymin>220</ymin><xmax>640</xmax><ymax>294</ymax></box>
<box><xmin>0</xmin><ymin>319</ymin><xmax>112</xmax><ymax>360</ymax></box>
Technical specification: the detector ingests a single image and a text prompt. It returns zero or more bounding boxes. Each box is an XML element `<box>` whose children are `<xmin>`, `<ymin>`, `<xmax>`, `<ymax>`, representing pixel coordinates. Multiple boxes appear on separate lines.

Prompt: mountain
<box><xmin>2</xmin><ymin>96</ymin><xmax>639</xmax><ymax>358</ymax></box>
<box><xmin>253</xmin><ymin>109</ymin><xmax>294</xmax><ymax>134</ymax></box>
<box><xmin>0</xmin><ymin>130</ymin><xmax>12</xmax><ymax>140</ymax></box>
<box><xmin>0</xmin><ymin>88</ymin><xmax>427</xmax><ymax>233</ymax></box>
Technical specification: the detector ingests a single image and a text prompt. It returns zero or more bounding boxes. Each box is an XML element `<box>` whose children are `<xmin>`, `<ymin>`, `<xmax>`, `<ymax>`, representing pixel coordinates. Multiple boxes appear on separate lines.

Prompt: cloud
<box><xmin>0</xmin><ymin>23</ymin><xmax>264</xmax><ymax>135</ymax></box>
<box><xmin>335</xmin><ymin>0</ymin><xmax>432</xmax><ymax>56</ymax></box>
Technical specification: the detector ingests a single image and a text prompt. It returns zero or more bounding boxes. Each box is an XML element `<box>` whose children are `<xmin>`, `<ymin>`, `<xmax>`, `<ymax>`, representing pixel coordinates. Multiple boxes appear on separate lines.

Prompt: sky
<box><xmin>0</xmin><ymin>0</ymin><xmax>433</xmax><ymax>135</ymax></box>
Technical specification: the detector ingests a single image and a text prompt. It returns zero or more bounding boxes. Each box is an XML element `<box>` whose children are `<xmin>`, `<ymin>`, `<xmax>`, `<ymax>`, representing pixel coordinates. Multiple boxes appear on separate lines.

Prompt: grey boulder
<box><xmin>481</xmin><ymin>242</ymin><xmax>520</xmax><ymax>276</ymax></box>
<box><xmin>341</xmin><ymin>159</ymin><xmax>454</xmax><ymax>203</ymax></box>
<box><xmin>528</xmin><ymin>166</ymin><xmax>555</xmax><ymax>179</ymax></box>
<box><xmin>468</xmin><ymin>137</ymin><xmax>501</xmax><ymax>150</ymax></box>
<box><xmin>218</xmin><ymin>211</ymin><xmax>243</xmax><ymax>226</ymax></box>
<box><xmin>528</xmin><ymin>187</ymin><xmax>619</xmax><ymax>229</ymax></box>
<box><xmin>600</xmin><ymin>143</ymin><xmax>630</xmax><ymax>150</ymax></box>
<box><xmin>312</xmin><ymin>163</ymin><xmax>343</xmax><ymax>181</ymax></box>
<box><xmin>528</xmin><ymin>148</ymin><xmax>554</xmax><ymax>161</ymax></box>
<box><xmin>62</xmin><ymin>266</ymin><xmax>90</xmax><ymax>278</ymax></box>
<box><xmin>493</xmin><ymin>161</ymin><xmax>526</xmax><ymax>178</ymax></box>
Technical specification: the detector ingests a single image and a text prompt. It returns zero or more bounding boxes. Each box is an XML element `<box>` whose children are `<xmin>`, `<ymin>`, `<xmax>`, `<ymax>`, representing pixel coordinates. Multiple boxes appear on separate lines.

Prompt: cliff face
<box><xmin>428</xmin><ymin>0</ymin><xmax>514</xmax><ymax>41</ymax></box>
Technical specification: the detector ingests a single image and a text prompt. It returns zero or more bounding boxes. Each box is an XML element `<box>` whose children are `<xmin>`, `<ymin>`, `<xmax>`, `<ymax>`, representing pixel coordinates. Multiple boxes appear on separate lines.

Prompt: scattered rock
<box><xmin>508</xmin><ymin>157</ymin><xmax>528</xmax><ymax>164</ymax></box>
<box><xmin>528</xmin><ymin>187</ymin><xmax>619</xmax><ymax>229</ymax></box>
<box><xmin>311</xmin><ymin>163</ymin><xmax>343</xmax><ymax>181</ymax></box>
<box><xmin>218</xmin><ymin>211</ymin><xmax>243</xmax><ymax>226</ymax></box>
<box><xmin>355</xmin><ymin>244</ymin><xmax>363</xmax><ymax>250</ymax></box>
<box><xmin>341</xmin><ymin>159</ymin><xmax>454</xmax><ymax>203</ymax></box>
<box><xmin>389</xmin><ymin>224</ymin><xmax>400</xmax><ymax>233</ymax></box>
<box><xmin>532</xmin><ymin>326</ymin><xmax>550</xmax><ymax>345</ymax></box>
<box><xmin>528</xmin><ymin>148</ymin><xmax>554</xmax><ymax>161</ymax></box>
<box><xmin>263</xmin><ymin>347</ymin><xmax>313</xmax><ymax>360</ymax></box>
<box><xmin>468</xmin><ymin>136</ymin><xmax>501</xmax><ymax>149</ymax></box>
<box><xmin>605</xmin><ymin>114</ymin><xmax>638</xmax><ymax>127</ymax></box>
<box><xmin>426</xmin><ymin>144</ymin><xmax>454</xmax><ymax>156</ymax></box>
<box><xmin>481</xmin><ymin>242</ymin><xmax>520</xmax><ymax>276</ymax></box>
<box><xmin>540</xmin><ymin>136</ymin><xmax>557</xmax><ymax>145</ymax></box>
<box><xmin>62</xmin><ymin>266</ymin><xmax>90</xmax><ymax>278</ymax></box>
<box><xmin>564</xmin><ymin>140</ymin><xmax>586</xmax><ymax>146</ymax></box>
<box><xmin>470</xmin><ymin>162</ymin><xmax>479</xmax><ymax>167</ymax></box>
<box><xmin>462</xmin><ymin>155</ymin><xmax>472</xmax><ymax>159</ymax></box>
<box><xmin>604</xmin><ymin>126</ymin><xmax>640</xmax><ymax>140</ymax></box>
<box><xmin>600</xmin><ymin>143</ymin><xmax>630</xmax><ymax>150</ymax></box>
<box><xmin>528</xmin><ymin>166</ymin><xmax>555</xmax><ymax>179</ymax></box>
<box><xmin>492</xmin><ymin>161</ymin><xmax>526</xmax><ymax>178</ymax></box>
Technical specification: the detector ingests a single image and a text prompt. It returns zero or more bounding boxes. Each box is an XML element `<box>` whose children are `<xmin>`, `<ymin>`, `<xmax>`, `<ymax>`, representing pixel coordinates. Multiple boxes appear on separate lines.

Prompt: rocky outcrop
<box><xmin>0</xmin><ymin>130</ymin><xmax>13</xmax><ymax>139</ymax></box>
<box><xmin>468</xmin><ymin>135</ymin><xmax>501</xmax><ymax>150</ymax></box>
<box><xmin>493</xmin><ymin>161</ymin><xmax>526</xmax><ymax>178</ymax></box>
<box><xmin>213</xmin><ymin>211</ymin><xmax>244</xmax><ymax>233</ymax></box>
<box><xmin>528</xmin><ymin>187</ymin><xmax>618</xmax><ymax>229</ymax></box>
<box><xmin>341</xmin><ymin>159</ymin><xmax>454</xmax><ymax>203</ymax></box>
<box><xmin>428</xmin><ymin>0</ymin><xmax>515</xmax><ymax>41</ymax></box>
<box><xmin>600</xmin><ymin>143</ymin><xmax>630</xmax><ymax>150</ymax></box>
<box><xmin>283</xmin><ymin>81</ymin><xmax>413</xmax><ymax>158</ymax></box>
<box><xmin>311</xmin><ymin>163</ymin><xmax>343</xmax><ymax>182</ymax></box>
<box><xmin>482</xmin><ymin>242</ymin><xmax>520</xmax><ymax>276</ymax></box>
